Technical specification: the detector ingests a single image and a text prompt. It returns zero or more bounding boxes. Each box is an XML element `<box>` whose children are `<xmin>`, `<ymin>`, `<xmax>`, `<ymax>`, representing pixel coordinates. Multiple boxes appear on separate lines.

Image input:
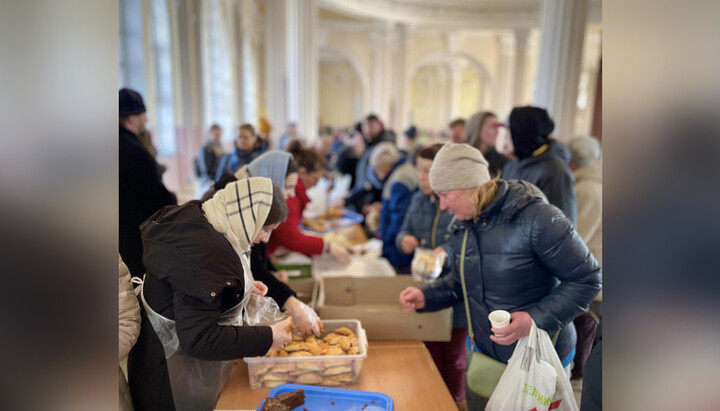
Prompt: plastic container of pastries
<box><xmin>244</xmin><ymin>319</ymin><xmax>368</xmax><ymax>390</ymax></box>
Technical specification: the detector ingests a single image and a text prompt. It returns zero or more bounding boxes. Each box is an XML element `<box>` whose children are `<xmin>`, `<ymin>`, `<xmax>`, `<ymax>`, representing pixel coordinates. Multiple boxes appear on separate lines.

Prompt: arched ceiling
<box><xmin>319</xmin><ymin>0</ymin><xmax>601</xmax><ymax>29</ymax></box>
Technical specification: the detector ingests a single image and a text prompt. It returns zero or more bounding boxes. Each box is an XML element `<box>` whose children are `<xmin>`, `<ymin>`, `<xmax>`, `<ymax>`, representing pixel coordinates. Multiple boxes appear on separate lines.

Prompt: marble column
<box><xmin>263</xmin><ymin>0</ymin><xmax>286</xmax><ymax>147</ymax></box>
<box><xmin>447</xmin><ymin>62</ymin><xmax>464</xmax><ymax>121</ymax></box>
<box><xmin>286</xmin><ymin>0</ymin><xmax>318</xmax><ymax>143</ymax></box>
<box><xmin>513</xmin><ymin>28</ymin><xmax>530</xmax><ymax>106</ymax></box>
<box><xmin>369</xmin><ymin>23</ymin><xmax>386</xmax><ymax>118</ymax></box>
<box><xmin>391</xmin><ymin>24</ymin><xmax>411</xmax><ymax>131</ymax></box>
<box><xmin>239</xmin><ymin>0</ymin><xmax>258</xmax><ymax>126</ymax></box>
<box><xmin>533</xmin><ymin>0</ymin><xmax>588</xmax><ymax>141</ymax></box>
<box><xmin>494</xmin><ymin>33</ymin><xmax>515</xmax><ymax>119</ymax></box>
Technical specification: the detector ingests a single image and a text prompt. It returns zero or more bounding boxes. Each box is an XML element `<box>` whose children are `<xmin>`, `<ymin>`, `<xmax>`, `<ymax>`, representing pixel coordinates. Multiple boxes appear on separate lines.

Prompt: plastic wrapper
<box><xmin>411</xmin><ymin>247</ymin><xmax>443</xmax><ymax>282</ymax></box>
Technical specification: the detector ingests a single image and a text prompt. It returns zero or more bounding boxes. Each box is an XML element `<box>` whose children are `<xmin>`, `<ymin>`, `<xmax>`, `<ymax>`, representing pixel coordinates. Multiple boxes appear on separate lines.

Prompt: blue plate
<box><xmin>300</xmin><ymin>209</ymin><xmax>364</xmax><ymax>234</ymax></box>
<box><xmin>257</xmin><ymin>383</ymin><xmax>393</xmax><ymax>411</ymax></box>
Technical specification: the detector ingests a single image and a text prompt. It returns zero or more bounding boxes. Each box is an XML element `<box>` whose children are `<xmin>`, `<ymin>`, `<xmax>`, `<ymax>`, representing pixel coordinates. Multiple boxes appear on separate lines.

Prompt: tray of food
<box><xmin>244</xmin><ymin>320</ymin><xmax>368</xmax><ymax>390</ymax></box>
<box><xmin>301</xmin><ymin>208</ymin><xmax>364</xmax><ymax>234</ymax></box>
<box><xmin>257</xmin><ymin>384</ymin><xmax>393</xmax><ymax>411</ymax></box>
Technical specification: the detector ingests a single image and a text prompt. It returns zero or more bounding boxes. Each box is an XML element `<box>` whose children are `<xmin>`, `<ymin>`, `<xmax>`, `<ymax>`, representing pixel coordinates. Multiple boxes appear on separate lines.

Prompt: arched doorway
<box><xmin>318</xmin><ymin>46</ymin><xmax>371</xmax><ymax>129</ymax></box>
<box><xmin>408</xmin><ymin>51</ymin><xmax>494</xmax><ymax>131</ymax></box>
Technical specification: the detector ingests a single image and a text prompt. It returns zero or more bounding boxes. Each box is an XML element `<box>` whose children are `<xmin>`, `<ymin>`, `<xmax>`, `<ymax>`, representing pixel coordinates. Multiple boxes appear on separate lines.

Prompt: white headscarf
<box><xmin>201</xmin><ymin>177</ymin><xmax>274</xmax><ymax>256</ymax></box>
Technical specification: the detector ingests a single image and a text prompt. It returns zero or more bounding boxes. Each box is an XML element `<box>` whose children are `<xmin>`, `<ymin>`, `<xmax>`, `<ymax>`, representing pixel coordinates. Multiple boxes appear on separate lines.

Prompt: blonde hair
<box><xmin>474</xmin><ymin>179</ymin><xmax>500</xmax><ymax>215</ymax></box>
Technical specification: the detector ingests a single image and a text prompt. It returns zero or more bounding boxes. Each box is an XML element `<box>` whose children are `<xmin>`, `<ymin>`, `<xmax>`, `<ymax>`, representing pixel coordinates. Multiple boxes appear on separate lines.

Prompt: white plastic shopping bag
<box><xmin>486</xmin><ymin>321</ymin><xmax>578</xmax><ymax>411</ymax></box>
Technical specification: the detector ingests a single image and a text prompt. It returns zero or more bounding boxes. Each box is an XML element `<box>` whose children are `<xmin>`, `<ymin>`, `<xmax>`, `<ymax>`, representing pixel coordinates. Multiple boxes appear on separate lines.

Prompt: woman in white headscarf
<box><xmin>128</xmin><ymin>177</ymin><xmax>293</xmax><ymax>411</ymax></box>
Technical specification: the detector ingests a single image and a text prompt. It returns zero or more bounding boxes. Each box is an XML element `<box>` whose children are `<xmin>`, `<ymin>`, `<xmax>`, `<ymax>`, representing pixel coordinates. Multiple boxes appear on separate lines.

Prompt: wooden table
<box><xmin>215</xmin><ymin>340</ymin><xmax>457</xmax><ymax>410</ymax></box>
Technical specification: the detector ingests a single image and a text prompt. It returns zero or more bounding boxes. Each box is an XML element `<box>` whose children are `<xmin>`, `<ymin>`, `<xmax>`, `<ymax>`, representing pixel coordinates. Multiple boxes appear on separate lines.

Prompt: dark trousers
<box><xmin>571</xmin><ymin>313</ymin><xmax>598</xmax><ymax>379</ymax></box>
<box><xmin>424</xmin><ymin>328</ymin><xmax>468</xmax><ymax>402</ymax></box>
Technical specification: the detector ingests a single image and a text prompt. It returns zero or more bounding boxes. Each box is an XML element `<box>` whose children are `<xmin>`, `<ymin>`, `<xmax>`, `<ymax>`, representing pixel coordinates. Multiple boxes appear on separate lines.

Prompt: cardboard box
<box><xmin>288</xmin><ymin>277</ymin><xmax>318</xmax><ymax>309</ymax></box>
<box><xmin>316</xmin><ymin>276</ymin><xmax>452</xmax><ymax>342</ymax></box>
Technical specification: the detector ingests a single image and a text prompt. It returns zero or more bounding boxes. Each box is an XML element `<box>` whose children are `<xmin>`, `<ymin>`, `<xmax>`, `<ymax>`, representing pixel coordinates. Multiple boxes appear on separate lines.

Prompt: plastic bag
<box><xmin>411</xmin><ymin>247</ymin><xmax>443</xmax><ymax>282</ymax></box>
<box><xmin>243</xmin><ymin>295</ymin><xmax>288</xmax><ymax>326</ymax></box>
<box><xmin>486</xmin><ymin>321</ymin><xmax>578</xmax><ymax>411</ymax></box>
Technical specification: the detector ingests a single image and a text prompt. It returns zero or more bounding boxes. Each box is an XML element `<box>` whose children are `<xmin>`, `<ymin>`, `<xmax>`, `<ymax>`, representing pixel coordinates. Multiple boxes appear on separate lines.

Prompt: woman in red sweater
<box><xmin>268</xmin><ymin>140</ymin><xmax>350</xmax><ymax>263</ymax></box>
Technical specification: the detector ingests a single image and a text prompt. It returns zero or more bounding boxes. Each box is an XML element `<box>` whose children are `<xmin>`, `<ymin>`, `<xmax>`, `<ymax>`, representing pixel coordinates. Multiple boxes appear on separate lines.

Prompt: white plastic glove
<box><xmin>283</xmin><ymin>297</ymin><xmax>323</xmax><ymax>336</ymax></box>
<box><xmin>269</xmin><ymin>317</ymin><xmax>293</xmax><ymax>349</ymax></box>
<box><xmin>328</xmin><ymin>242</ymin><xmax>351</xmax><ymax>264</ymax></box>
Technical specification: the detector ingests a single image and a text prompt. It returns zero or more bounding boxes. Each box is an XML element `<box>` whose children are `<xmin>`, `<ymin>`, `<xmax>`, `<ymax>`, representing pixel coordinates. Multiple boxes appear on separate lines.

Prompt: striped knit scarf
<box><xmin>202</xmin><ymin>177</ymin><xmax>273</xmax><ymax>256</ymax></box>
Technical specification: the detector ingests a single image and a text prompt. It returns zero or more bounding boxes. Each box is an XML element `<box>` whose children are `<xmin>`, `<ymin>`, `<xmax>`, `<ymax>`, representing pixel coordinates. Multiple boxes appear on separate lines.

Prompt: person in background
<box><xmin>465</xmin><ymin>111</ymin><xmax>509</xmax><ymax>178</ymax></box>
<box><xmin>137</xmin><ymin>130</ymin><xmax>167</xmax><ymax>174</ymax></box>
<box><xmin>401</xmin><ymin>125</ymin><xmax>419</xmax><ymax>156</ymax></box>
<box><xmin>399</xmin><ymin>143</ymin><xmax>600</xmax><ymax>409</ymax></box>
<box><xmin>257</xmin><ymin>118</ymin><xmax>272</xmax><ymax>148</ymax></box>
<box><xmin>267</xmin><ymin>140</ymin><xmax>351</xmax><ymax>264</ymax></box>
<box><xmin>568</xmin><ymin>134</ymin><xmax>603</xmax><ymax>381</ymax></box>
<box><xmin>119</xmin><ymin>255</ymin><xmax>141</xmax><ymax>411</ymax></box>
<box><xmin>129</xmin><ymin>178</ymin><xmax>294</xmax><ymax>411</ymax></box>
<box><xmin>502</xmin><ymin>106</ymin><xmax>577</xmax><ymax>224</ymax></box>
<box><xmin>278</xmin><ymin>122</ymin><xmax>297</xmax><ymax>152</ymax></box>
<box><xmin>119</xmin><ymin>88</ymin><xmax>177</xmax><ymax>277</ymax></box>
<box><xmin>365</xmin><ymin>142</ymin><xmax>418</xmax><ymax>272</ymax></box>
<box><xmin>215</xmin><ymin>123</ymin><xmax>267</xmax><ymax>180</ymax></box>
<box><xmin>196</xmin><ymin>124</ymin><xmax>225</xmax><ymax>182</ymax></box>
<box><xmin>448</xmin><ymin>118</ymin><xmax>466</xmax><ymax>144</ymax></box>
<box><xmin>396</xmin><ymin>143</ymin><xmax>469</xmax><ymax>410</ymax></box>
<box><xmin>335</xmin><ymin>122</ymin><xmax>364</xmax><ymax>186</ymax></box>
<box><xmin>354</xmin><ymin>113</ymin><xmax>397</xmax><ymax>191</ymax></box>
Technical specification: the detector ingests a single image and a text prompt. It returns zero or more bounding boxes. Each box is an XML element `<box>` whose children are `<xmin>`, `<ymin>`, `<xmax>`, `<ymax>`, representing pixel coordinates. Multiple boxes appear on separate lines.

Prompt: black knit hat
<box><xmin>404</xmin><ymin>125</ymin><xmax>417</xmax><ymax>139</ymax></box>
<box><xmin>119</xmin><ymin>88</ymin><xmax>146</xmax><ymax>117</ymax></box>
<box><xmin>508</xmin><ymin>106</ymin><xmax>555</xmax><ymax>159</ymax></box>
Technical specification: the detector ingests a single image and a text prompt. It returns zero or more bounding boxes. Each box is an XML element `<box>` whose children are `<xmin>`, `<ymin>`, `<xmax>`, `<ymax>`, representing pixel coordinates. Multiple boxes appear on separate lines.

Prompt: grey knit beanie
<box><xmin>568</xmin><ymin>135</ymin><xmax>601</xmax><ymax>166</ymax></box>
<box><xmin>370</xmin><ymin>141</ymin><xmax>400</xmax><ymax>167</ymax></box>
<box><xmin>429</xmin><ymin>143</ymin><xmax>491</xmax><ymax>191</ymax></box>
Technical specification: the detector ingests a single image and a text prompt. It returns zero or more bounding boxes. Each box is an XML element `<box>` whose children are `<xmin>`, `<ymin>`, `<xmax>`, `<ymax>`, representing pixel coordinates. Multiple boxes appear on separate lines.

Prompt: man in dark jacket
<box><xmin>502</xmin><ymin>106</ymin><xmax>577</xmax><ymax>224</ymax></box>
<box><xmin>353</xmin><ymin>113</ymin><xmax>397</xmax><ymax>191</ymax></box>
<box><xmin>119</xmin><ymin>88</ymin><xmax>177</xmax><ymax>277</ymax></box>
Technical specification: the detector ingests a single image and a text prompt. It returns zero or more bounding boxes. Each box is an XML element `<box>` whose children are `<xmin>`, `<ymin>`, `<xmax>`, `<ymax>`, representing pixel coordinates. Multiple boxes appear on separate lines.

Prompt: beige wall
<box><xmin>319</xmin><ymin>60</ymin><xmax>360</xmax><ymax>129</ymax></box>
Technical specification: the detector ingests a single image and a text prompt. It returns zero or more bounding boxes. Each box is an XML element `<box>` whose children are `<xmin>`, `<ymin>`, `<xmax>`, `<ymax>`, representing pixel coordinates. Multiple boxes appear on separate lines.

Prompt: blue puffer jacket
<box><xmin>421</xmin><ymin>180</ymin><xmax>601</xmax><ymax>364</ymax></box>
<box><xmin>502</xmin><ymin>139</ymin><xmax>577</xmax><ymax>225</ymax></box>
<box><xmin>397</xmin><ymin>190</ymin><xmax>467</xmax><ymax>328</ymax></box>
<box><xmin>379</xmin><ymin>159</ymin><xmax>418</xmax><ymax>268</ymax></box>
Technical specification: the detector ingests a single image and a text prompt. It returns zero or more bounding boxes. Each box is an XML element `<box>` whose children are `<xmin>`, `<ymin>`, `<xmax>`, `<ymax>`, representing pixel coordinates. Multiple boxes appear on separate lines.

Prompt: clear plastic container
<box><xmin>411</xmin><ymin>247</ymin><xmax>443</xmax><ymax>282</ymax></box>
<box><xmin>243</xmin><ymin>319</ymin><xmax>368</xmax><ymax>390</ymax></box>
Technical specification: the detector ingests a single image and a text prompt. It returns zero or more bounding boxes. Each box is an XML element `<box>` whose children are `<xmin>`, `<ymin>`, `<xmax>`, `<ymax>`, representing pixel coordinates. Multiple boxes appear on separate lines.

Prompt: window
<box><xmin>119</xmin><ymin>0</ymin><xmax>147</xmax><ymax>95</ymax></box>
<box><xmin>204</xmin><ymin>0</ymin><xmax>234</xmax><ymax>144</ymax></box>
<box><xmin>150</xmin><ymin>0</ymin><xmax>176</xmax><ymax>155</ymax></box>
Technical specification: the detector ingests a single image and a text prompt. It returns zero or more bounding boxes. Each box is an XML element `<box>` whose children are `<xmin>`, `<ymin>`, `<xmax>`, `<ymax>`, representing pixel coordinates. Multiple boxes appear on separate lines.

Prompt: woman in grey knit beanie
<box><xmin>400</xmin><ymin>142</ymin><xmax>601</xmax><ymax>409</ymax></box>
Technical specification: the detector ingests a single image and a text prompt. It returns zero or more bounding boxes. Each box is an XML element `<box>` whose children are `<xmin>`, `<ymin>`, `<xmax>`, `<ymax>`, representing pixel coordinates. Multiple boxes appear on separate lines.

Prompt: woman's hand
<box><xmin>432</xmin><ymin>246</ymin><xmax>448</xmax><ymax>266</ymax></box>
<box><xmin>400</xmin><ymin>235</ymin><xmax>420</xmax><ymax>254</ymax></box>
<box><xmin>399</xmin><ymin>286</ymin><xmax>426</xmax><ymax>311</ymax></box>
<box><xmin>328</xmin><ymin>242</ymin><xmax>351</xmax><ymax>264</ymax></box>
<box><xmin>251</xmin><ymin>281</ymin><xmax>268</xmax><ymax>296</ymax></box>
<box><xmin>269</xmin><ymin>317</ymin><xmax>293</xmax><ymax>349</ymax></box>
<box><xmin>283</xmin><ymin>297</ymin><xmax>322</xmax><ymax>336</ymax></box>
<box><xmin>489</xmin><ymin>311</ymin><xmax>533</xmax><ymax>346</ymax></box>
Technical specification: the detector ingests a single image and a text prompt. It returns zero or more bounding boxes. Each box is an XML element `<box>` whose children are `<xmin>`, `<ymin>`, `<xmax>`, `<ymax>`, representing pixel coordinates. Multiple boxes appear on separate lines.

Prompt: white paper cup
<box><xmin>489</xmin><ymin>310</ymin><xmax>511</xmax><ymax>330</ymax></box>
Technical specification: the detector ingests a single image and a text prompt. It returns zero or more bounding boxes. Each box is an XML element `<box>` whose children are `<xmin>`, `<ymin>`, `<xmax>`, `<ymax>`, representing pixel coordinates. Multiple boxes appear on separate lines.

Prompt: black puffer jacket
<box><xmin>119</xmin><ymin>125</ymin><xmax>176</xmax><ymax>277</ymax></box>
<box><xmin>421</xmin><ymin>180</ymin><xmax>600</xmax><ymax>364</ymax></box>
<box><xmin>129</xmin><ymin>201</ymin><xmax>273</xmax><ymax>411</ymax></box>
<box><xmin>502</xmin><ymin>139</ymin><xmax>577</xmax><ymax>224</ymax></box>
